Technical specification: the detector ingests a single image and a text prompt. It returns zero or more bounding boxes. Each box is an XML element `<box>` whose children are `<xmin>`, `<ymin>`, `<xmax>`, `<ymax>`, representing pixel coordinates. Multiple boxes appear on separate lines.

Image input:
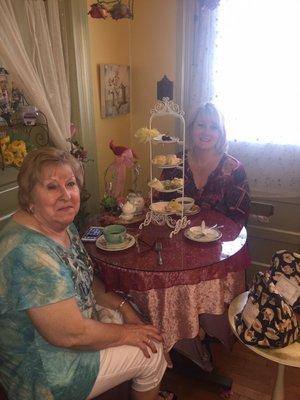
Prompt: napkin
<box><xmin>188</xmin><ymin>221</ymin><xmax>218</xmax><ymax>239</ymax></box>
<box><xmin>200</xmin><ymin>220</ymin><xmax>215</xmax><ymax>236</ymax></box>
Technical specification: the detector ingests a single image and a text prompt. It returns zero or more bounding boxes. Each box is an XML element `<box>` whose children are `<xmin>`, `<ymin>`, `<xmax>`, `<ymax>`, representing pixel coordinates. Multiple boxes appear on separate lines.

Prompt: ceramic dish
<box><xmin>184</xmin><ymin>227</ymin><xmax>222</xmax><ymax>243</ymax></box>
<box><xmin>150</xmin><ymin>201</ymin><xmax>176</xmax><ymax>215</ymax></box>
<box><xmin>176</xmin><ymin>204</ymin><xmax>201</xmax><ymax>216</ymax></box>
<box><xmin>152</xmin><ymin>134</ymin><xmax>183</xmax><ymax>144</ymax></box>
<box><xmin>116</xmin><ymin>212</ymin><xmax>146</xmax><ymax>225</ymax></box>
<box><xmin>151</xmin><ymin>158</ymin><xmax>182</xmax><ymax>168</ymax></box>
<box><xmin>96</xmin><ymin>234</ymin><xmax>135</xmax><ymax>251</ymax></box>
<box><xmin>148</xmin><ymin>179</ymin><xmax>183</xmax><ymax>193</ymax></box>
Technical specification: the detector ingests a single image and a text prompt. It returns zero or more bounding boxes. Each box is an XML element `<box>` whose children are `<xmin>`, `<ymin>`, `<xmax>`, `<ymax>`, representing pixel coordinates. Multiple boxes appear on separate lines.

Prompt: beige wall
<box><xmin>87</xmin><ymin>0</ymin><xmax>178</xmax><ymax>198</ymax></box>
<box><xmin>130</xmin><ymin>0</ymin><xmax>178</xmax><ymax>194</ymax></box>
<box><xmin>87</xmin><ymin>7</ymin><xmax>131</xmax><ymax>197</ymax></box>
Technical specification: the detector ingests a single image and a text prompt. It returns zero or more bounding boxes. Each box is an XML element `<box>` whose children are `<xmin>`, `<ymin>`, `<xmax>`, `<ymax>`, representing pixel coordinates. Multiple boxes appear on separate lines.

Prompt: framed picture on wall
<box><xmin>99</xmin><ymin>64</ymin><xmax>130</xmax><ymax>118</ymax></box>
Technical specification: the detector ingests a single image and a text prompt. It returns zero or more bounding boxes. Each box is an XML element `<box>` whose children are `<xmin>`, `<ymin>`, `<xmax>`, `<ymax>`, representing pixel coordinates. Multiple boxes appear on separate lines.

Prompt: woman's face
<box><xmin>192</xmin><ymin>113</ymin><xmax>221</xmax><ymax>151</ymax></box>
<box><xmin>30</xmin><ymin>163</ymin><xmax>80</xmax><ymax>231</ymax></box>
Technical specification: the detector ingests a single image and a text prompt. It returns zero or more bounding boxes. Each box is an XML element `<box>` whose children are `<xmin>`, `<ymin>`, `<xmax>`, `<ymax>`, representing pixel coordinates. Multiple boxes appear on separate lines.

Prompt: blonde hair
<box><xmin>187</xmin><ymin>103</ymin><xmax>228</xmax><ymax>154</ymax></box>
<box><xmin>17</xmin><ymin>147</ymin><xmax>84</xmax><ymax>211</ymax></box>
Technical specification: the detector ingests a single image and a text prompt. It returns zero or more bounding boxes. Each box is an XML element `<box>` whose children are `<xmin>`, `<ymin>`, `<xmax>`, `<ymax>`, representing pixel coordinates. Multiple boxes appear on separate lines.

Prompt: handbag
<box><xmin>235</xmin><ymin>250</ymin><xmax>300</xmax><ymax>348</ymax></box>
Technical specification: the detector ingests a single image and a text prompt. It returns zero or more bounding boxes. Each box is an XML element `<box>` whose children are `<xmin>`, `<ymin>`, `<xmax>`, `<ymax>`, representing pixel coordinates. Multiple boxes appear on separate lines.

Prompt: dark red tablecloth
<box><xmin>85</xmin><ymin>209</ymin><xmax>250</xmax><ymax>292</ymax></box>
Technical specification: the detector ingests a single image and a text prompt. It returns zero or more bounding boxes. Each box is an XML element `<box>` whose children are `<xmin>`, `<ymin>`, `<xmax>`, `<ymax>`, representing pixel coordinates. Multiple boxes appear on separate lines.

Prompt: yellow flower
<box><xmin>13</xmin><ymin>157</ymin><xmax>24</xmax><ymax>168</ymax></box>
<box><xmin>135</xmin><ymin>127</ymin><xmax>160</xmax><ymax>143</ymax></box>
<box><xmin>10</xmin><ymin>140</ymin><xmax>26</xmax><ymax>153</ymax></box>
<box><xmin>0</xmin><ymin>135</ymin><xmax>10</xmax><ymax>151</ymax></box>
<box><xmin>3</xmin><ymin>149</ymin><xmax>14</xmax><ymax>165</ymax></box>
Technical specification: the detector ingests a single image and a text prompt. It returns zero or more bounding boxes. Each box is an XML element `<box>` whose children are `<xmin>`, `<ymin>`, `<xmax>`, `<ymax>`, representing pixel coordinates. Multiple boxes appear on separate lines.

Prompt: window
<box><xmin>213</xmin><ymin>0</ymin><xmax>300</xmax><ymax>145</ymax></box>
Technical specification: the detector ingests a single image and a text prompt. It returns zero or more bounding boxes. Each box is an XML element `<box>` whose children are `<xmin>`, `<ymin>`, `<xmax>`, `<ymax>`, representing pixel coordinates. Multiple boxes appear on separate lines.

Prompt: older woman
<box><xmin>160</xmin><ymin>103</ymin><xmax>250</xmax><ymax>226</ymax></box>
<box><xmin>0</xmin><ymin>147</ymin><xmax>173</xmax><ymax>400</ymax></box>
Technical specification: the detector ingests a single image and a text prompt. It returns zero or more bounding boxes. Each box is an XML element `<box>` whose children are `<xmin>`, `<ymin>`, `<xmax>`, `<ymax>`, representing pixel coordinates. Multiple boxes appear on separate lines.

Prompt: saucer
<box><xmin>96</xmin><ymin>234</ymin><xmax>135</xmax><ymax>251</ymax></box>
<box><xmin>176</xmin><ymin>204</ymin><xmax>201</xmax><ymax>216</ymax></box>
<box><xmin>184</xmin><ymin>227</ymin><xmax>222</xmax><ymax>243</ymax></box>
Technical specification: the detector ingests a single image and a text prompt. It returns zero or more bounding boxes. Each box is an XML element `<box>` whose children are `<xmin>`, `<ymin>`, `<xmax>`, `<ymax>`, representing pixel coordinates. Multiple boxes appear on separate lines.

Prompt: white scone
<box><xmin>166</xmin><ymin>154</ymin><xmax>180</xmax><ymax>165</ymax></box>
<box><xmin>153</xmin><ymin>155</ymin><xmax>167</xmax><ymax>165</ymax></box>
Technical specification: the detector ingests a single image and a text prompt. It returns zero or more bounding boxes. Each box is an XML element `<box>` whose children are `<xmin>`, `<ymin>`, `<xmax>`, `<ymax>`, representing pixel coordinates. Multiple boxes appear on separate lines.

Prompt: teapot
<box><xmin>127</xmin><ymin>192</ymin><xmax>145</xmax><ymax>214</ymax></box>
<box><xmin>122</xmin><ymin>201</ymin><xmax>136</xmax><ymax>215</ymax></box>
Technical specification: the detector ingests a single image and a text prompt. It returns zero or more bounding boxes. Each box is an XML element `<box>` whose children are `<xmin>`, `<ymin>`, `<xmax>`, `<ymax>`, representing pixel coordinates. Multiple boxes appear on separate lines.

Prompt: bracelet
<box><xmin>116</xmin><ymin>299</ymin><xmax>126</xmax><ymax>312</ymax></box>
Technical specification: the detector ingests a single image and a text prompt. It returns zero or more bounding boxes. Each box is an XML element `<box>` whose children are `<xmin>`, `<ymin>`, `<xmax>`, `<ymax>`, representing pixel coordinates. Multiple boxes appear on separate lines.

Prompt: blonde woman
<box><xmin>160</xmin><ymin>103</ymin><xmax>250</xmax><ymax>226</ymax></box>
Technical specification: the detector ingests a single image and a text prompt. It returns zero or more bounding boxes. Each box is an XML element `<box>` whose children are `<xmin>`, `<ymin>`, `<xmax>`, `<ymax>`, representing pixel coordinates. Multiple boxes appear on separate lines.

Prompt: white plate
<box><xmin>184</xmin><ymin>227</ymin><xmax>222</xmax><ymax>243</ymax></box>
<box><xmin>96</xmin><ymin>234</ymin><xmax>135</xmax><ymax>251</ymax></box>
<box><xmin>176</xmin><ymin>204</ymin><xmax>201</xmax><ymax>216</ymax></box>
<box><xmin>148</xmin><ymin>179</ymin><xmax>183</xmax><ymax>193</ymax></box>
<box><xmin>151</xmin><ymin>158</ymin><xmax>183</xmax><ymax>168</ymax></box>
<box><xmin>157</xmin><ymin>187</ymin><xmax>183</xmax><ymax>193</ymax></box>
<box><xmin>150</xmin><ymin>201</ymin><xmax>176</xmax><ymax>215</ymax></box>
<box><xmin>152</xmin><ymin>134</ymin><xmax>183</xmax><ymax>144</ymax></box>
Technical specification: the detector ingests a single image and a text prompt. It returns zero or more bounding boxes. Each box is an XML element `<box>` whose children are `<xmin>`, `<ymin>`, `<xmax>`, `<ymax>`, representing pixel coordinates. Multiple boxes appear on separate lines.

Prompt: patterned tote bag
<box><xmin>235</xmin><ymin>250</ymin><xmax>300</xmax><ymax>348</ymax></box>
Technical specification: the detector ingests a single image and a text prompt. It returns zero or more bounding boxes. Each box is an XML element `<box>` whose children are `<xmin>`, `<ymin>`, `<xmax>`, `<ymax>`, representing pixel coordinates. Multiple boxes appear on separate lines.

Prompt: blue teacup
<box><xmin>103</xmin><ymin>224</ymin><xmax>126</xmax><ymax>244</ymax></box>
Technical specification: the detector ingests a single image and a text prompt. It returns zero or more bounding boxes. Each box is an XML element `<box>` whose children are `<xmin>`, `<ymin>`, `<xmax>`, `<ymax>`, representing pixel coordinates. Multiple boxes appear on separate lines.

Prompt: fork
<box><xmin>154</xmin><ymin>241</ymin><xmax>163</xmax><ymax>265</ymax></box>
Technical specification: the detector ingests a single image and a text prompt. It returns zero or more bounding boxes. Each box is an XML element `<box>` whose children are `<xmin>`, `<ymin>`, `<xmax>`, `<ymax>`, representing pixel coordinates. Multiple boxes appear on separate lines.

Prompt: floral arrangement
<box><xmin>88</xmin><ymin>0</ymin><xmax>134</xmax><ymax>20</ymax></box>
<box><xmin>0</xmin><ymin>135</ymin><xmax>27</xmax><ymax>168</ymax></box>
<box><xmin>134</xmin><ymin>127</ymin><xmax>160</xmax><ymax>143</ymax></box>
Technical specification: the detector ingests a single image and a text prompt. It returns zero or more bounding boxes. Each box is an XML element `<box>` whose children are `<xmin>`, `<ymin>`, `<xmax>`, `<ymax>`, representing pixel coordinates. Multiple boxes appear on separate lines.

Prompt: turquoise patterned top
<box><xmin>0</xmin><ymin>220</ymin><xmax>100</xmax><ymax>400</ymax></box>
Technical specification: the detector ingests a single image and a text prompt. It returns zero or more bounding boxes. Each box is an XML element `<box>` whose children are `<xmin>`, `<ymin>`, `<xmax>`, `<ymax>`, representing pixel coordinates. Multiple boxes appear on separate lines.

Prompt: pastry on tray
<box><xmin>148</xmin><ymin>178</ymin><xmax>165</xmax><ymax>191</ymax></box>
<box><xmin>166</xmin><ymin>200</ymin><xmax>182</xmax><ymax>212</ymax></box>
<box><xmin>152</xmin><ymin>155</ymin><xmax>167</xmax><ymax>165</ymax></box>
<box><xmin>166</xmin><ymin>154</ymin><xmax>181</xmax><ymax>165</ymax></box>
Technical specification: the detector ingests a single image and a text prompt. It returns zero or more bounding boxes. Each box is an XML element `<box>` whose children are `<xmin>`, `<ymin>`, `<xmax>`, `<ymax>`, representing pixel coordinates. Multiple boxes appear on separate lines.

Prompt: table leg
<box><xmin>170</xmin><ymin>348</ymin><xmax>232</xmax><ymax>391</ymax></box>
<box><xmin>272</xmin><ymin>364</ymin><xmax>285</xmax><ymax>400</ymax></box>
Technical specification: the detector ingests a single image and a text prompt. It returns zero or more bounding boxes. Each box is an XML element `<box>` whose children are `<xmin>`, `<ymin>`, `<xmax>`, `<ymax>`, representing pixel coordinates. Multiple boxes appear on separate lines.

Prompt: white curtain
<box><xmin>180</xmin><ymin>0</ymin><xmax>218</xmax><ymax>126</ymax></box>
<box><xmin>0</xmin><ymin>0</ymin><xmax>71</xmax><ymax>149</ymax></box>
<box><xmin>180</xmin><ymin>0</ymin><xmax>300</xmax><ymax>199</ymax></box>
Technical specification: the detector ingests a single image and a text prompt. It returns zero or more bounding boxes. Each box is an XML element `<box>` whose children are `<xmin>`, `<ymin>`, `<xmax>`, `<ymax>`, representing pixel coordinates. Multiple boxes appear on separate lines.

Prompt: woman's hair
<box><xmin>187</xmin><ymin>103</ymin><xmax>228</xmax><ymax>153</ymax></box>
<box><xmin>18</xmin><ymin>146</ymin><xmax>84</xmax><ymax>210</ymax></box>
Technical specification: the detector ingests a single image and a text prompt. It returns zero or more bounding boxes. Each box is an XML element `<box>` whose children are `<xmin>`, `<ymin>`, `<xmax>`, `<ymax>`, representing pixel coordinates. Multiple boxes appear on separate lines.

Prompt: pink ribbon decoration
<box><xmin>108</xmin><ymin>140</ymin><xmax>137</xmax><ymax>199</ymax></box>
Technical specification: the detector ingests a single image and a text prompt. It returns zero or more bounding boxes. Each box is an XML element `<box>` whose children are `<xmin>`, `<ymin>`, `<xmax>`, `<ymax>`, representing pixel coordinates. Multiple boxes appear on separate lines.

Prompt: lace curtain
<box><xmin>0</xmin><ymin>0</ymin><xmax>71</xmax><ymax>149</ymax></box>
<box><xmin>180</xmin><ymin>0</ymin><xmax>218</xmax><ymax>126</ymax></box>
<box><xmin>180</xmin><ymin>0</ymin><xmax>300</xmax><ymax>199</ymax></box>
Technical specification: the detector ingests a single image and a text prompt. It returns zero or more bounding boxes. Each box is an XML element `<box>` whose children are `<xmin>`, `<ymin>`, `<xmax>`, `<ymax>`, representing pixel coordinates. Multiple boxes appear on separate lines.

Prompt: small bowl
<box><xmin>175</xmin><ymin>197</ymin><xmax>195</xmax><ymax>212</ymax></box>
<box><xmin>103</xmin><ymin>224</ymin><xmax>126</xmax><ymax>244</ymax></box>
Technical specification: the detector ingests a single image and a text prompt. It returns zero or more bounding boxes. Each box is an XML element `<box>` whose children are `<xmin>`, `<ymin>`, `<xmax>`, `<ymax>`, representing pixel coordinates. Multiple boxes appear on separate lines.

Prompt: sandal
<box><xmin>159</xmin><ymin>390</ymin><xmax>178</xmax><ymax>400</ymax></box>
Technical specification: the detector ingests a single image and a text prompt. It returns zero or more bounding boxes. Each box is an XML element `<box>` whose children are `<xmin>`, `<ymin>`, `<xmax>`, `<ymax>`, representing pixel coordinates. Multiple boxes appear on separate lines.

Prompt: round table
<box><xmin>85</xmin><ymin>209</ymin><xmax>250</xmax><ymax>355</ymax></box>
<box><xmin>85</xmin><ymin>209</ymin><xmax>250</xmax><ymax>292</ymax></box>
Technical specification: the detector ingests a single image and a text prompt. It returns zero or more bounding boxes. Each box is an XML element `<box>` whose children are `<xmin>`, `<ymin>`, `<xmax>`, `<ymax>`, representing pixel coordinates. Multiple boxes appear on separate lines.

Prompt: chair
<box><xmin>228</xmin><ymin>291</ymin><xmax>300</xmax><ymax>400</ymax></box>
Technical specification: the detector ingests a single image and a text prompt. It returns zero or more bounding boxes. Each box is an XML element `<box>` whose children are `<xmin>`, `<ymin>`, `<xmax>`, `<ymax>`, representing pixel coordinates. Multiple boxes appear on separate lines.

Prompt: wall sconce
<box><xmin>88</xmin><ymin>0</ymin><xmax>134</xmax><ymax>20</ymax></box>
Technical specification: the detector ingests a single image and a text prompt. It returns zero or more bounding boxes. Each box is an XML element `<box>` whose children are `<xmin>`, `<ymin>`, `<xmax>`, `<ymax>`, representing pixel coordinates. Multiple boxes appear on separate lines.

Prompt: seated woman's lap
<box><xmin>86</xmin><ymin>342</ymin><xmax>167</xmax><ymax>399</ymax></box>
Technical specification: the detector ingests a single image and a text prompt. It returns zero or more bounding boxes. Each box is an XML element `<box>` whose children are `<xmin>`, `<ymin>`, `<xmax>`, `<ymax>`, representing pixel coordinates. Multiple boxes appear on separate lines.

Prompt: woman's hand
<box><xmin>120</xmin><ymin>323</ymin><xmax>163</xmax><ymax>358</ymax></box>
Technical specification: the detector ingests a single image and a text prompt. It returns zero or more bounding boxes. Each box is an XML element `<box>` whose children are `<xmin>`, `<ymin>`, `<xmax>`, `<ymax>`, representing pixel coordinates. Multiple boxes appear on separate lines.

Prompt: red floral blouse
<box><xmin>159</xmin><ymin>152</ymin><xmax>251</xmax><ymax>226</ymax></box>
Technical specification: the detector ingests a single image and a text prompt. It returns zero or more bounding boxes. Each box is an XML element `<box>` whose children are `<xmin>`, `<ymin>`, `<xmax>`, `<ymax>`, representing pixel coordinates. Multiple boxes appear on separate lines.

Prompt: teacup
<box><xmin>103</xmin><ymin>224</ymin><xmax>126</xmax><ymax>244</ymax></box>
<box><xmin>175</xmin><ymin>197</ymin><xmax>195</xmax><ymax>212</ymax></box>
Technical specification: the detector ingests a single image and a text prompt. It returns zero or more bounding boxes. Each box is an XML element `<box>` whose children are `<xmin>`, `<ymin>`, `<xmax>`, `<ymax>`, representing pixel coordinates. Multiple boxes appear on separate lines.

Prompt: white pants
<box><xmin>86</xmin><ymin>305</ymin><xmax>167</xmax><ymax>399</ymax></box>
<box><xmin>87</xmin><ymin>342</ymin><xmax>167</xmax><ymax>399</ymax></box>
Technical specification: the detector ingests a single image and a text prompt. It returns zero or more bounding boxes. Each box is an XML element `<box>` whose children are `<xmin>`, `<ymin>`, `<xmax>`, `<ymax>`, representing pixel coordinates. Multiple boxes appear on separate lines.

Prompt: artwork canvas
<box><xmin>100</xmin><ymin>64</ymin><xmax>130</xmax><ymax>118</ymax></box>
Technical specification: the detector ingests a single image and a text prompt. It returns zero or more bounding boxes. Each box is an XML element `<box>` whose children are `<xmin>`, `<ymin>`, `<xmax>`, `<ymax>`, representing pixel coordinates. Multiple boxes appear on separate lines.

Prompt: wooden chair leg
<box><xmin>272</xmin><ymin>364</ymin><xmax>285</xmax><ymax>400</ymax></box>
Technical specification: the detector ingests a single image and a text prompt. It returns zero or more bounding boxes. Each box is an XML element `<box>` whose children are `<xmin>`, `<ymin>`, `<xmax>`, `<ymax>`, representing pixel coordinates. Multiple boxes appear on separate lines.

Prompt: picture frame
<box><xmin>99</xmin><ymin>64</ymin><xmax>130</xmax><ymax>118</ymax></box>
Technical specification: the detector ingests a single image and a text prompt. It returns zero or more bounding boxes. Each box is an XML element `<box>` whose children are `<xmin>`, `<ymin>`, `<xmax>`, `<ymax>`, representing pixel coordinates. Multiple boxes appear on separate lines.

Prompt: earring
<box><xmin>28</xmin><ymin>205</ymin><xmax>34</xmax><ymax>214</ymax></box>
